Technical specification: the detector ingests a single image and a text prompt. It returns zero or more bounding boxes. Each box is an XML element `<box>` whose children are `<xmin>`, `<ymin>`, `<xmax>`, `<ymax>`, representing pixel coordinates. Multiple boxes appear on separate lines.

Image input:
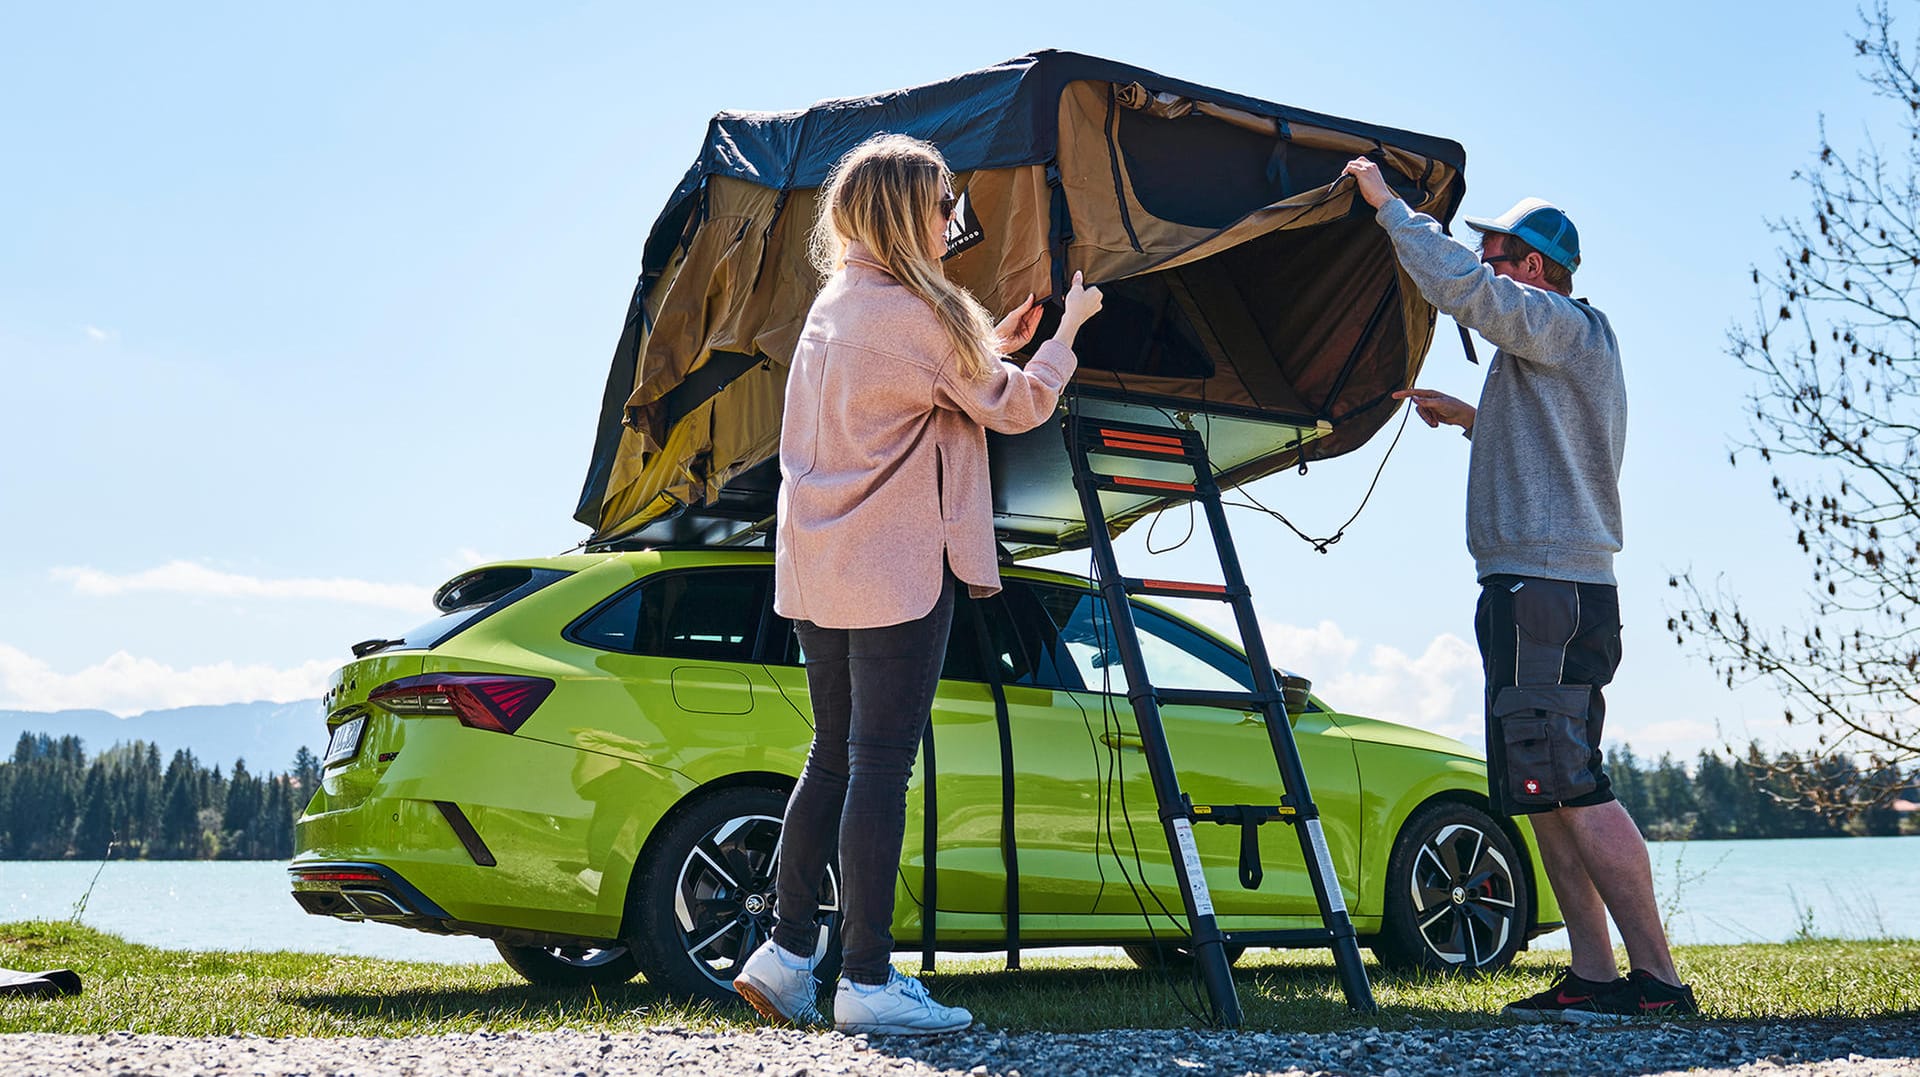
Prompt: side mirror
<box><xmin>1277</xmin><ymin>672</ymin><xmax>1313</xmax><ymax>724</ymax></box>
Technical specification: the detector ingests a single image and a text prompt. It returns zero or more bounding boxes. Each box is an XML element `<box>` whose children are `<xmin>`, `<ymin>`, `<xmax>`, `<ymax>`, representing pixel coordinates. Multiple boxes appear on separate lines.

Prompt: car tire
<box><xmin>494</xmin><ymin>940</ymin><xmax>641</xmax><ymax>989</ymax></box>
<box><xmin>1120</xmin><ymin>941</ymin><xmax>1247</xmax><ymax>970</ymax></box>
<box><xmin>627</xmin><ymin>786</ymin><xmax>840</xmax><ymax>1004</ymax></box>
<box><xmin>1371</xmin><ymin>799</ymin><xmax>1530</xmax><ymax>975</ymax></box>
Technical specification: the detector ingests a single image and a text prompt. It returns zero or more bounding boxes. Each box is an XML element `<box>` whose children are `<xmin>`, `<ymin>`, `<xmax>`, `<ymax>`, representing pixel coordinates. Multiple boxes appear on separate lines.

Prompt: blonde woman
<box><xmin>733</xmin><ymin>133</ymin><xmax>1102</xmax><ymax>1034</ymax></box>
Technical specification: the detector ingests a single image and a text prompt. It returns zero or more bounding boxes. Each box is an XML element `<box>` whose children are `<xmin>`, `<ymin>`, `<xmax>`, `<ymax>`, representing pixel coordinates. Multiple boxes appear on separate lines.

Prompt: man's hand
<box><xmin>1393</xmin><ymin>387</ymin><xmax>1475</xmax><ymax>431</ymax></box>
<box><xmin>1342</xmin><ymin>157</ymin><xmax>1395</xmax><ymax>210</ymax></box>
<box><xmin>994</xmin><ymin>293</ymin><xmax>1043</xmax><ymax>354</ymax></box>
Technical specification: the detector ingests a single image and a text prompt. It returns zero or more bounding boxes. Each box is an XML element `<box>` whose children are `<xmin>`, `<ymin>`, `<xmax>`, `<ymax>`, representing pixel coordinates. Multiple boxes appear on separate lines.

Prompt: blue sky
<box><xmin>0</xmin><ymin>1</ymin><xmax>1877</xmax><ymax>759</ymax></box>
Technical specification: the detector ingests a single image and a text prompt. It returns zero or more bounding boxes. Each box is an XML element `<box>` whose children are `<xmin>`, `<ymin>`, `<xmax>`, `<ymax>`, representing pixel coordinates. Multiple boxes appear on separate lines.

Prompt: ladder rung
<box><xmin>1098</xmin><ymin>426</ymin><xmax>1187</xmax><ymax>449</ymax></box>
<box><xmin>1126</xmin><ymin>578</ymin><xmax>1236</xmax><ymax>600</ymax></box>
<box><xmin>1095</xmin><ymin>475</ymin><xmax>1197</xmax><ymax>495</ymax></box>
<box><xmin>1190</xmin><ymin>804</ymin><xmax>1294</xmax><ymax>824</ymax></box>
<box><xmin>1155</xmin><ymin>687</ymin><xmax>1282</xmax><ymax>710</ymax></box>
<box><xmin>1088</xmin><ymin>438</ymin><xmax>1197</xmax><ymax>463</ymax></box>
<box><xmin>1223</xmin><ymin>928</ymin><xmax>1339</xmax><ymax>947</ymax></box>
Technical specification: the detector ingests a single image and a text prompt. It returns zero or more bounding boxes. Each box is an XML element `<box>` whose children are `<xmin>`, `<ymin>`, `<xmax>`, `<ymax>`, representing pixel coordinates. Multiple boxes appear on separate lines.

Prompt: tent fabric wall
<box><xmin>576</xmin><ymin>52</ymin><xmax>1467</xmax><ymax>546</ymax></box>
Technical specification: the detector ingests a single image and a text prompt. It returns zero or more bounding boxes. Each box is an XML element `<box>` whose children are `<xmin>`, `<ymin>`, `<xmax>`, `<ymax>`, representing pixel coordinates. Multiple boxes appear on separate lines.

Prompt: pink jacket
<box><xmin>774</xmin><ymin>245</ymin><xmax>1078</xmax><ymax>629</ymax></box>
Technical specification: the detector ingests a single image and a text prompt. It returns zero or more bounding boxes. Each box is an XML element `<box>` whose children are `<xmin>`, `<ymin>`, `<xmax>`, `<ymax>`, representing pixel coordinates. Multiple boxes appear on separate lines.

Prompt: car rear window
<box><xmin>568</xmin><ymin>569</ymin><xmax>771</xmax><ymax>661</ymax></box>
<box><xmin>386</xmin><ymin>566</ymin><xmax>571</xmax><ymax>653</ymax></box>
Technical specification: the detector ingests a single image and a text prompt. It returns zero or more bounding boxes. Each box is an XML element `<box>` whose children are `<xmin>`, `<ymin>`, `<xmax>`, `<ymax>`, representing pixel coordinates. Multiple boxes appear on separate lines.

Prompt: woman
<box><xmin>733</xmin><ymin>133</ymin><xmax>1102</xmax><ymax>1034</ymax></box>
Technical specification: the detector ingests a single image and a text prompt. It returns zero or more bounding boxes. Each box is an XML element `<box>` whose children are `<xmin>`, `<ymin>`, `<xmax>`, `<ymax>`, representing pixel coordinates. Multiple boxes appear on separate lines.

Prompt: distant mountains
<box><xmin>0</xmin><ymin>700</ymin><xmax>324</xmax><ymax>773</ymax></box>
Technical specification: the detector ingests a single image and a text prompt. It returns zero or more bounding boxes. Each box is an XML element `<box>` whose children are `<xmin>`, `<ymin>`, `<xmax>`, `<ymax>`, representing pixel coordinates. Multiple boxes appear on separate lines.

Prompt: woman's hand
<box><xmin>994</xmin><ymin>293</ymin><xmax>1043</xmax><ymax>354</ymax></box>
<box><xmin>1051</xmin><ymin>271</ymin><xmax>1103</xmax><ymax>349</ymax></box>
<box><xmin>1392</xmin><ymin>387</ymin><xmax>1476</xmax><ymax>431</ymax></box>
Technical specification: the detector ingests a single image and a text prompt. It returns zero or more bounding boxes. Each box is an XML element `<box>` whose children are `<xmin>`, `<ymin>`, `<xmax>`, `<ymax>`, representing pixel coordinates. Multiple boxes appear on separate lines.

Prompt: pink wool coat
<box><xmin>774</xmin><ymin>245</ymin><xmax>1078</xmax><ymax>629</ymax></box>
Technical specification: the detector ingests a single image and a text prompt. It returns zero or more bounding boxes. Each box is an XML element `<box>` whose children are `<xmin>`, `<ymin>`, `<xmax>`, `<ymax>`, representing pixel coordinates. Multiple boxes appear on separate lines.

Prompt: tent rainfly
<box><xmin>575</xmin><ymin>50</ymin><xmax>1467</xmax><ymax>552</ymax></box>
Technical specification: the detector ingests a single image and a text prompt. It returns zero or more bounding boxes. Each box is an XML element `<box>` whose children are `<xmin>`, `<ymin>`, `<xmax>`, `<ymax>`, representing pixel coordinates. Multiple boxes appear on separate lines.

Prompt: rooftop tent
<box><xmin>575</xmin><ymin>50</ymin><xmax>1467</xmax><ymax>550</ymax></box>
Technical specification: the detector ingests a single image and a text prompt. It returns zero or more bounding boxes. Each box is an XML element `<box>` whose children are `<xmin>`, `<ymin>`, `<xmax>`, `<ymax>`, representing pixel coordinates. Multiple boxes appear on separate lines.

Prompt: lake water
<box><xmin>2</xmin><ymin>836</ymin><xmax>1914</xmax><ymax>966</ymax></box>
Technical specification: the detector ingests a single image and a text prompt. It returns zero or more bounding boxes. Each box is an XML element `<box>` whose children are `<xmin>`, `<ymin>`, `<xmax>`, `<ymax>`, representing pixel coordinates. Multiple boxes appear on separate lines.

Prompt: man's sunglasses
<box><xmin>1481</xmin><ymin>252</ymin><xmax>1527</xmax><ymax>266</ymax></box>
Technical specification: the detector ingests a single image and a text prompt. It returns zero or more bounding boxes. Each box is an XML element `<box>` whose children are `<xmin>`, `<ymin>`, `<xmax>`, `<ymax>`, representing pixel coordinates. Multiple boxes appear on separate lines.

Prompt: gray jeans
<box><xmin>772</xmin><ymin>570</ymin><xmax>955</xmax><ymax>984</ymax></box>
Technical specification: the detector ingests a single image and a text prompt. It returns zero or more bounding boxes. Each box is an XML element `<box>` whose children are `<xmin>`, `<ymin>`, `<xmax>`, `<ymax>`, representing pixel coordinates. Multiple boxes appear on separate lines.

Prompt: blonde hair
<box><xmin>810</xmin><ymin>134</ymin><xmax>999</xmax><ymax>381</ymax></box>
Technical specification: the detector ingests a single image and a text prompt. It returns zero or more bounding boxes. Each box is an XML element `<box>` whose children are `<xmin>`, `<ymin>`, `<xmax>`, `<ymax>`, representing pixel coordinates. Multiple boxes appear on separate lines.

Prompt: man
<box><xmin>1342</xmin><ymin>157</ymin><xmax>1697</xmax><ymax>1022</ymax></box>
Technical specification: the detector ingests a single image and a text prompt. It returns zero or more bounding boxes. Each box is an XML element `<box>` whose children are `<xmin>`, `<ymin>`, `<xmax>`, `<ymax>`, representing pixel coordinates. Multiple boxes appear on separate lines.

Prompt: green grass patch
<box><xmin>2</xmin><ymin>922</ymin><xmax>1915</xmax><ymax>1036</ymax></box>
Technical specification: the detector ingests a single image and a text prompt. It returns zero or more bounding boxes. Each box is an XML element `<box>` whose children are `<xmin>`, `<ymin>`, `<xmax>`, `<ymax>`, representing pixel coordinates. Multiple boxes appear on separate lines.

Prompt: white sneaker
<box><xmin>733</xmin><ymin>941</ymin><xmax>824</xmax><ymax>1028</ymax></box>
<box><xmin>833</xmin><ymin>968</ymin><xmax>973</xmax><ymax>1035</ymax></box>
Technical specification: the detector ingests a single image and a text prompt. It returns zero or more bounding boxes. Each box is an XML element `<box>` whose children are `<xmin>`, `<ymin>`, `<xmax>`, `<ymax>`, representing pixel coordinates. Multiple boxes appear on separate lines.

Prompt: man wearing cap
<box><xmin>1341</xmin><ymin>158</ymin><xmax>1697</xmax><ymax>1022</ymax></box>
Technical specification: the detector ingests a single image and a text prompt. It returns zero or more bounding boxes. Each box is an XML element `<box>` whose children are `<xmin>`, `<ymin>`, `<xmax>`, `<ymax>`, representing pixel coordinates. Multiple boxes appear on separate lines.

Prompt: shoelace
<box><xmin>890</xmin><ymin>970</ymin><xmax>933</xmax><ymax>1006</ymax></box>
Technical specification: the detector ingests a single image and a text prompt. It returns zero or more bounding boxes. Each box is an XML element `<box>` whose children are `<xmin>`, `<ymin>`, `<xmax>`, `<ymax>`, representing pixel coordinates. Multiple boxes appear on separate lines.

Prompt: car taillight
<box><xmin>293</xmin><ymin>870</ymin><xmax>386</xmax><ymax>883</ymax></box>
<box><xmin>367</xmin><ymin>673</ymin><xmax>554</xmax><ymax>734</ymax></box>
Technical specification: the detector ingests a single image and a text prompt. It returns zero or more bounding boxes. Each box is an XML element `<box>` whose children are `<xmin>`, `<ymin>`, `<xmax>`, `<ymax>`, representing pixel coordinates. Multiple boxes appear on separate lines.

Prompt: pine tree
<box><xmin>158</xmin><ymin>749</ymin><xmax>203</xmax><ymax>858</ymax></box>
<box><xmin>292</xmin><ymin>747</ymin><xmax>320</xmax><ymax>811</ymax></box>
<box><xmin>73</xmin><ymin>761</ymin><xmax>116</xmax><ymax>859</ymax></box>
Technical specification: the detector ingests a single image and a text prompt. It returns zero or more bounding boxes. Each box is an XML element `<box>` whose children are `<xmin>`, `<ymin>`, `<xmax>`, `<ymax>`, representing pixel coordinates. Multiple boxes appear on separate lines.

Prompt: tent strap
<box><xmin>1046</xmin><ymin>161</ymin><xmax>1075</xmax><ymax>299</ymax></box>
<box><xmin>920</xmin><ymin>713</ymin><xmax>938</xmax><ymax>973</ymax></box>
<box><xmin>963</xmin><ymin>598</ymin><xmax>1021</xmax><ymax>969</ymax></box>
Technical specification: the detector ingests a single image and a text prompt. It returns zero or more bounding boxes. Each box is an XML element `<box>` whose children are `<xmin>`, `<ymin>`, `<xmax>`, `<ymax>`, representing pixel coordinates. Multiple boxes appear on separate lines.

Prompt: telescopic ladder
<box><xmin>1061</xmin><ymin>407</ymin><xmax>1377</xmax><ymax>1025</ymax></box>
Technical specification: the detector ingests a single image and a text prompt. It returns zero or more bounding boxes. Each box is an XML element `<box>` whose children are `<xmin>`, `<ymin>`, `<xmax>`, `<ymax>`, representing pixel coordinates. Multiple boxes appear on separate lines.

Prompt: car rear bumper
<box><xmin>289</xmin><ymin>859</ymin><xmax>629</xmax><ymax>952</ymax></box>
<box><xmin>294</xmin><ymin>717</ymin><xmax>694</xmax><ymax>940</ymax></box>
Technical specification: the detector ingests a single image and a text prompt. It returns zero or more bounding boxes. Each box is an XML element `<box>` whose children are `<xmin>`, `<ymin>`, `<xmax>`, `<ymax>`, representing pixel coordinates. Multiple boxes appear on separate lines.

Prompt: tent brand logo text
<box><xmin>942</xmin><ymin>191</ymin><xmax>984</xmax><ymax>260</ymax></box>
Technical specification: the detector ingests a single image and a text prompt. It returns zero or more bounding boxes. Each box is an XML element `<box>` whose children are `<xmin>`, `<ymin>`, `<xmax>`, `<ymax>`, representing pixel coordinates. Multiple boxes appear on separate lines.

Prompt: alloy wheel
<box><xmin>672</xmin><ymin>812</ymin><xmax>838</xmax><ymax>991</ymax></box>
<box><xmin>1408</xmin><ymin>821</ymin><xmax>1519</xmax><ymax>968</ymax></box>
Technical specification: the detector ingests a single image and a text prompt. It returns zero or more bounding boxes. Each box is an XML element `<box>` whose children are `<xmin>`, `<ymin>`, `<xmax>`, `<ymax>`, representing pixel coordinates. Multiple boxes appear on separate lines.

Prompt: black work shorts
<box><xmin>1475</xmin><ymin>574</ymin><xmax>1621</xmax><ymax>816</ymax></box>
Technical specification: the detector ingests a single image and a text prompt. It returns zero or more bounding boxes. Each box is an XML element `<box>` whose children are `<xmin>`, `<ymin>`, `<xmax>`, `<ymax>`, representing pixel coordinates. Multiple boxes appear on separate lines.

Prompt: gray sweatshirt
<box><xmin>1376</xmin><ymin>199</ymin><xmax>1627</xmax><ymax>586</ymax></box>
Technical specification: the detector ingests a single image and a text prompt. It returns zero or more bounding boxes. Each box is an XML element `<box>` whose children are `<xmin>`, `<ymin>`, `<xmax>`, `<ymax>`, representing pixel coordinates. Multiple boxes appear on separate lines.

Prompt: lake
<box><xmin>3</xmin><ymin>836</ymin><xmax>1915</xmax><ymax>966</ymax></box>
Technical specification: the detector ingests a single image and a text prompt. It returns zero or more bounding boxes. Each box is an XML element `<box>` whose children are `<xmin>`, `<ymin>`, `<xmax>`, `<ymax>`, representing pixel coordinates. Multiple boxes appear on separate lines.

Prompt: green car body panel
<box><xmin>293</xmin><ymin>550</ymin><xmax>1559</xmax><ymax>958</ymax></box>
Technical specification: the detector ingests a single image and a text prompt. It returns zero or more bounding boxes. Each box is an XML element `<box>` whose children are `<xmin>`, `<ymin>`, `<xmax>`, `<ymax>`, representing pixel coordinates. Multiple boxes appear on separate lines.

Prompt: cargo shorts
<box><xmin>1474</xmin><ymin>574</ymin><xmax>1622</xmax><ymax>816</ymax></box>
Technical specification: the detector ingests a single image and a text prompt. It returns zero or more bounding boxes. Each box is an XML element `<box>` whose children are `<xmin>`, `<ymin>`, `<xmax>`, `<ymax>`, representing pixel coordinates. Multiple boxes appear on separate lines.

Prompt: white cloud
<box><xmin>52</xmin><ymin>561</ymin><xmax>430</xmax><ymax>612</ymax></box>
<box><xmin>447</xmin><ymin>548</ymin><xmax>505</xmax><ymax>572</ymax></box>
<box><xmin>0</xmin><ymin>643</ymin><xmax>332</xmax><ymax>717</ymax></box>
<box><xmin>83</xmin><ymin>325</ymin><xmax>118</xmax><ymax>343</ymax></box>
<box><xmin>1316</xmin><ymin>635</ymin><xmax>1484</xmax><ymax>745</ymax></box>
<box><xmin>1188</xmin><ymin>608</ymin><xmax>1484</xmax><ymax>748</ymax></box>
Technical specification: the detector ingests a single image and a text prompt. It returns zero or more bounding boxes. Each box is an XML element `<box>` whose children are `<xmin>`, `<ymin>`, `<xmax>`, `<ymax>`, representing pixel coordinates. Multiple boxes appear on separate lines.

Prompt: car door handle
<box><xmin>1100</xmin><ymin>731</ymin><xmax>1145</xmax><ymax>751</ymax></box>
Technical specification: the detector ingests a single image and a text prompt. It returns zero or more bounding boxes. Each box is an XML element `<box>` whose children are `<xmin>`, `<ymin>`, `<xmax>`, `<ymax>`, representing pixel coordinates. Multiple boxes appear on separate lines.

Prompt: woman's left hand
<box><xmin>994</xmin><ymin>293</ymin><xmax>1043</xmax><ymax>354</ymax></box>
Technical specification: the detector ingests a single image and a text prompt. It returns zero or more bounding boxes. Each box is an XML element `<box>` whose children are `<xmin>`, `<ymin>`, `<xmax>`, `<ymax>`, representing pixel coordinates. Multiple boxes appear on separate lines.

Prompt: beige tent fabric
<box><xmin>1056</xmin><ymin>79</ymin><xmax>1454</xmax><ymax>282</ymax></box>
<box><xmin>622</xmin><ymin>179</ymin><xmax>784</xmax><ymax>456</ymax></box>
<box><xmin>596</xmin><ymin>78</ymin><xmax>1460</xmax><ymax>541</ymax></box>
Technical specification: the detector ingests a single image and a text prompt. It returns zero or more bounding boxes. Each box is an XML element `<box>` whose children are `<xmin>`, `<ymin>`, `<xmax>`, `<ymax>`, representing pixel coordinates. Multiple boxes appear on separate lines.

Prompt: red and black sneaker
<box><xmin>1578</xmin><ymin>969</ymin><xmax>1699</xmax><ymax>1022</ymax></box>
<box><xmin>1500</xmin><ymin>971</ymin><xmax>1626</xmax><ymax>1023</ymax></box>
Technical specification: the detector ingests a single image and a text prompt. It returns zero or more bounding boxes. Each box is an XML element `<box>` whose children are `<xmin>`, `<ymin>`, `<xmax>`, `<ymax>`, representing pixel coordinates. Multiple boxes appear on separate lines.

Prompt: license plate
<box><xmin>324</xmin><ymin>716</ymin><xmax>367</xmax><ymax>767</ymax></box>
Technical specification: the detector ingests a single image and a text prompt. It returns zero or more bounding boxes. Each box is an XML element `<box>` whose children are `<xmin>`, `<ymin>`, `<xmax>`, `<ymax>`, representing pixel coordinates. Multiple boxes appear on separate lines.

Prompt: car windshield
<box><xmin>1027</xmin><ymin>585</ymin><xmax>1254</xmax><ymax>695</ymax></box>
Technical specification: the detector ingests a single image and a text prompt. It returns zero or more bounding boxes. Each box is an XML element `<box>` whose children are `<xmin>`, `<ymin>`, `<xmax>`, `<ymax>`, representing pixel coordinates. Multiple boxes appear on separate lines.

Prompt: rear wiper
<box><xmin>351</xmin><ymin>638</ymin><xmax>407</xmax><ymax>658</ymax></box>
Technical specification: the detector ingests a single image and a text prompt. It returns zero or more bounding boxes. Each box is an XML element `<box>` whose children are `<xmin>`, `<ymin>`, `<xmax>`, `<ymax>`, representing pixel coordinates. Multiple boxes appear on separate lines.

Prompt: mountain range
<box><xmin>0</xmin><ymin>700</ymin><xmax>325</xmax><ymax>774</ymax></box>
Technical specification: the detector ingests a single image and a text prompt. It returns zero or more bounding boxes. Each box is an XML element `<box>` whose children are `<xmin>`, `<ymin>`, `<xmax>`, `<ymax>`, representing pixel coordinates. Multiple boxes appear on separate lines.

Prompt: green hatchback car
<box><xmin>292</xmin><ymin>550</ymin><xmax>1561</xmax><ymax>1000</ymax></box>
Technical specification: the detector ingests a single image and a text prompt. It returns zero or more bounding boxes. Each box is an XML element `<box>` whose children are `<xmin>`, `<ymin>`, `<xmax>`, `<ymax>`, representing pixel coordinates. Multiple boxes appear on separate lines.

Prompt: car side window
<box><xmin>774</xmin><ymin>593</ymin><xmax>1045</xmax><ymax>687</ymax></box>
<box><xmin>1029</xmin><ymin>586</ymin><xmax>1253</xmax><ymax>696</ymax></box>
<box><xmin>941</xmin><ymin>594</ymin><xmax>1044</xmax><ymax>685</ymax></box>
<box><xmin>569</xmin><ymin>570</ymin><xmax>769</xmax><ymax>661</ymax></box>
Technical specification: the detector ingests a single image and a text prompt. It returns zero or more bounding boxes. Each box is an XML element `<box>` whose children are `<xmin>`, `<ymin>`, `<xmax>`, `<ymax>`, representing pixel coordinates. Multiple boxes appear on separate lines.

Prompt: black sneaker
<box><xmin>1500</xmin><ymin>971</ymin><xmax>1626</xmax><ymax>1023</ymax></box>
<box><xmin>1579</xmin><ymin>969</ymin><xmax>1699</xmax><ymax>1022</ymax></box>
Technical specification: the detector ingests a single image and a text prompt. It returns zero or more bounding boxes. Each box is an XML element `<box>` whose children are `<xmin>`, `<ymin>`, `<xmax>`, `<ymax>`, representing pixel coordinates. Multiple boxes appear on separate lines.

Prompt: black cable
<box><xmin>1222</xmin><ymin>398</ymin><xmax>1415</xmax><ymax>554</ymax></box>
<box><xmin>1085</xmin><ymin>550</ymin><xmax>1212</xmax><ymax>1024</ymax></box>
<box><xmin>1066</xmin><ymin>411</ymin><xmax>1208</xmax><ymax>1022</ymax></box>
<box><xmin>1144</xmin><ymin>499</ymin><xmax>1196</xmax><ymax>555</ymax></box>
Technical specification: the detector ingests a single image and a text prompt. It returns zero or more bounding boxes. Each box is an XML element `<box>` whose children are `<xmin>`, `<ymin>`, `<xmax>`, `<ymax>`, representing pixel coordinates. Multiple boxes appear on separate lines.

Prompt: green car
<box><xmin>292</xmin><ymin>550</ymin><xmax>1562</xmax><ymax>1000</ymax></box>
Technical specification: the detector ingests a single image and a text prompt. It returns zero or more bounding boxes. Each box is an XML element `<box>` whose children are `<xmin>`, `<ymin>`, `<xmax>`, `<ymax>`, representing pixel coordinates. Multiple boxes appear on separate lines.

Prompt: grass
<box><xmin>1</xmin><ymin>922</ymin><xmax>1916</xmax><ymax>1036</ymax></box>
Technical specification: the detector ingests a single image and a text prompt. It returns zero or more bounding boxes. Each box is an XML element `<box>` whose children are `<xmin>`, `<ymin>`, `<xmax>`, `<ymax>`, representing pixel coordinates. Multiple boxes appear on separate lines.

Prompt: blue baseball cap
<box><xmin>1465</xmin><ymin>198</ymin><xmax>1581</xmax><ymax>273</ymax></box>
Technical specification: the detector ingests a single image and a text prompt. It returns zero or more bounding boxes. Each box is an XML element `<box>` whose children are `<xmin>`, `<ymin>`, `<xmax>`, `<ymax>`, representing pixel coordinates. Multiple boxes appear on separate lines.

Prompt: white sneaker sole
<box><xmin>734</xmin><ymin>974</ymin><xmax>820</xmax><ymax>1028</ymax></box>
<box><xmin>1559</xmin><ymin>1007</ymin><xmax>1628</xmax><ymax>1026</ymax></box>
<box><xmin>834</xmin><ymin>1017</ymin><xmax>972</xmax><ymax>1036</ymax></box>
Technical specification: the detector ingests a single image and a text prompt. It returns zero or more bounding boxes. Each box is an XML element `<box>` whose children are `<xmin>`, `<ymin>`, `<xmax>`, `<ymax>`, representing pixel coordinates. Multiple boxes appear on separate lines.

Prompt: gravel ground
<box><xmin>5</xmin><ymin>1021</ymin><xmax>1920</xmax><ymax>1077</ymax></box>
